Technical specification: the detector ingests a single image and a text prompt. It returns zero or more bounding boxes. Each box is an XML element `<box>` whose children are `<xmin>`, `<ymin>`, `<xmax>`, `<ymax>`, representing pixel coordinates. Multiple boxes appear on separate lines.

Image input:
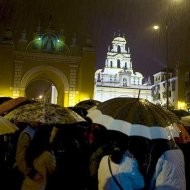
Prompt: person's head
<box><xmin>128</xmin><ymin>136</ymin><xmax>150</xmax><ymax>156</ymax></box>
<box><xmin>127</xmin><ymin>136</ymin><xmax>150</xmax><ymax>173</ymax></box>
<box><xmin>25</xmin><ymin>126</ymin><xmax>51</xmax><ymax>167</ymax></box>
<box><xmin>109</xmin><ymin>131</ymin><xmax>128</xmax><ymax>164</ymax></box>
<box><xmin>87</xmin><ymin>124</ymin><xmax>107</xmax><ymax>146</ymax></box>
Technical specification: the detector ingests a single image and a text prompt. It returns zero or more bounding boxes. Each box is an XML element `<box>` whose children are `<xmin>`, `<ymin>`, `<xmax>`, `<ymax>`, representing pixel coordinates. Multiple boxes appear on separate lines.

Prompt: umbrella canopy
<box><xmin>68</xmin><ymin>106</ymin><xmax>88</xmax><ymax>118</ymax></box>
<box><xmin>0</xmin><ymin>116</ymin><xmax>18</xmax><ymax>135</ymax></box>
<box><xmin>87</xmin><ymin>97</ymin><xmax>180</xmax><ymax>140</ymax></box>
<box><xmin>75</xmin><ymin>99</ymin><xmax>101</xmax><ymax>110</ymax></box>
<box><xmin>0</xmin><ymin>97</ymin><xmax>31</xmax><ymax>116</ymax></box>
<box><xmin>164</xmin><ymin>109</ymin><xmax>190</xmax><ymax>143</ymax></box>
<box><xmin>0</xmin><ymin>97</ymin><xmax>12</xmax><ymax>104</ymax></box>
<box><xmin>4</xmin><ymin>102</ymin><xmax>87</xmax><ymax>126</ymax></box>
<box><xmin>174</xmin><ymin>123</ymin><xmax>190</xmax><ymax>144</ymax></box>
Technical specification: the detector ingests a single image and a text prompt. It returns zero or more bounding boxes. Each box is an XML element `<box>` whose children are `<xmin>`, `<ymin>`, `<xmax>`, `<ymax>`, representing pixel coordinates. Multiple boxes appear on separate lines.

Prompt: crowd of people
<box><xmin>0</xmin><ymin>119</ymin><xmax>188</xmax><ymax>190</ymax></box>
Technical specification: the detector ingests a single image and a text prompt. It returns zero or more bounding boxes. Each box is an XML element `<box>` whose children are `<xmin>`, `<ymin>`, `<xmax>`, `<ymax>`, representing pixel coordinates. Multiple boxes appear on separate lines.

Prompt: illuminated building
<box><xmin>0</xmin><ymin>25</ymin><xmax>96</xmax><ymax>107</ymax></box>
<box><xmin>151</xmin><ymin>71</ymin><xmax>177</xmax><ymax>108</ymax></box>
<box><xmin>151</xmin><ymin>65</ymin><xmax>190</xmax><ymax>111</ymax></box>
<box><xmin>177</xmin><ymin>63</ymin><xmax>190</xmax><ymax>111</ymax></box>
<box><xmin>94</xmin><ymin>33</ymin><xmax>152</xmax><ymax>102</ymax></box>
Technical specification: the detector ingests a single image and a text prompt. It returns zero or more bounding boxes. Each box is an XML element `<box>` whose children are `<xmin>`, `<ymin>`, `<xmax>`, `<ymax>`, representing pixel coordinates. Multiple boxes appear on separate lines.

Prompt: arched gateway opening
<box><xmin>25</xmin><ymin>79</ymin><xmax>57</xmax><ymax>104</ymax></box>
<box><xmin>20</xmin><ymin>65</ymin><xmax>69</xmax><ymax>106</ymax></box>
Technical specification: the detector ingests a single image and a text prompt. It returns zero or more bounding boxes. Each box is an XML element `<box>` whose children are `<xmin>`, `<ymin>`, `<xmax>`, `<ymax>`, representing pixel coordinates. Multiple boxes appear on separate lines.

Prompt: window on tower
<box><xmin>125</xmin><ymin>62</ymin><xmax>127</xmax><ymax>68</ymax></box>
<box><xmin>123</xmin><ymin>78</ymin><xmax>127</xmax><ymax>86</ymax></box>
<box><xmin>117</xmin><ymin>59</ymin><xmax>120</xmax><ymax>68</ymax></box>
<box><xmin>110</xmin><ymin>61</ymin><xmax>113</xmax><ymax>68</ymax></box>
<box><xmin>117</xmin><ymin>45</ymin><xmax>121</xmax><ymax>53</ymax></box>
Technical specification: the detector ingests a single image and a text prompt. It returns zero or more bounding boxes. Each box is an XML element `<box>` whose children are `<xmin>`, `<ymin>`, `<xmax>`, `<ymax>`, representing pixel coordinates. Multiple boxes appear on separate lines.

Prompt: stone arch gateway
<box><xmin>0</xmin><ymin>29</ymin><xmax>96</xmax><ymax>107</ymax></box>
<box><xmin>20</xmin><ymin>65</ymin><xmax>69</xmax><ymax>106</ymax></box>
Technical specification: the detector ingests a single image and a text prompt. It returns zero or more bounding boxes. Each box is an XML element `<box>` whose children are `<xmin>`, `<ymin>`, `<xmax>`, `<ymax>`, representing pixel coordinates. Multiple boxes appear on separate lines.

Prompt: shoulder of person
<box><xmin>42</xmin><ymin>150</ymin><xmax>54</xmax><ymax>157</ymax></box>
<box><xmin>125</xmin><ymin>151</ymin><xmax>135</xmax><ymax>159</ymax></box>
<box><xmin>21</xmin><ymin>126</ymin><xmax>37</xmax><ymax>140</ymax></box>
<box><xmin>99</xmin><ymin>155</ymin><xmax>109</xmax><ymax>163</ymax></box>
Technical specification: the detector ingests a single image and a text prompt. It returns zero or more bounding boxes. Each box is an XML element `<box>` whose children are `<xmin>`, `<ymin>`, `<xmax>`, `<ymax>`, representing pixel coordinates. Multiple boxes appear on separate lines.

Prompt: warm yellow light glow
<box><xmin>139</xmin><ymin>98</ymin><xmax>146</xmax><ymax>103</ymax></box>
<box><xmin>178</xmin><ymin>101</ymin><xmax>186</xmax><ymax>109</ymax></box>
<box><xmin>172</xmin><ymin>0</ymin><xmax>183</xmax><ymax>3</ymax></box>
<box><xmin>0</xmin><ymin>87</ymin><xmax>13</xmax><ymax>97</ymax></box>
<box><xmin>153</xmin><ymin>25</ymin><xmax>159</xmax><ymax>30</ymax></box>
<box><xmin>78</xmin><ymin>94</ymin><xmax>91</xmax><ymax>103</ymax></box>
<box><xmin>39</xmin><ymin>95</ymin><xmax>43</xmax><ymax>99</ymax></box>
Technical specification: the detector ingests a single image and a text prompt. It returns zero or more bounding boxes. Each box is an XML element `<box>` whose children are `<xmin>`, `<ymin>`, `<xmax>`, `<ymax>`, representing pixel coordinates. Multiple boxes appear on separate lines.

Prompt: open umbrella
<box><xmin>87</xmin><ymin>97</ymin><xmax>180</xmax><ymax>140</ymax></box>
<box><xmin>75</xmin><ymin>99</ymin><xmax>101</xmax><ymax>111</ymax></box>
<box><xmin>4</xmin><ymin>102</ymin><xmax>87</xmax><ymax>126</ymax></box>
<box><xmin>164</xmin><ymin>109</ymin><xmax>190</xmax><ymax>143</ymax></box>
<box><xmin>68</xmin><ymin>106</ymin><xmax>88</xmax><ymax>118</ymax></box>
<box><xmin>0</xmin><ymin>116</ymin><xmax>18</xmax><ymax>135</ymax></box>
<box><xmin>0</xmin><ymin>97</ymin><xmax>12</xmax><ymax>104</ymax></box>
<box><xmin>0</xmin><ymin>97</ymin><xmax>31</xmax><ymax>116</ymax></box>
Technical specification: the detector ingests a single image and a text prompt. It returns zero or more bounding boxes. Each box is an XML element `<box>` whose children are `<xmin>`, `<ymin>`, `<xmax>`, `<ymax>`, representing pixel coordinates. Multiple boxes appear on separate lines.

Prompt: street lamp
<box><xmin>153</xmin><ymin>25</ymin><xmax>159</xmax><ymax>30</ymax></box>
<box><xmin>152</xmin><ymin>0</ymin><xmax>183</xmax><ymax>109</ymax></box>
<box><xmin>153</xmin><ymin>24</ymin><xmax>169</xmax><ymax>109</ymax></box>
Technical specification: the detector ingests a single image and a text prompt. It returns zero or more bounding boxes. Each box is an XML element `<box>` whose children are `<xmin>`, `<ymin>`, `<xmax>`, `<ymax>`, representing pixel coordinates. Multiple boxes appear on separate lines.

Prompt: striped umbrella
<box><xmin>87</xmin><ymin>97</ymin><xmax>180</xmax><ymax>140</ymax></box>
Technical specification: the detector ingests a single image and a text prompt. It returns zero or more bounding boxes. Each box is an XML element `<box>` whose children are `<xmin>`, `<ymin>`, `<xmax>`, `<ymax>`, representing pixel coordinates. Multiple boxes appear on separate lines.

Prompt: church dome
<box><xmin>112</xmin><ymin>36</ymin><xmax>126</xmax><ymax>43</ymax></box>
<box><xmin>135</xmin><ymin>72</ymin><xmax>143</xmax><ymax>77</ymax></box>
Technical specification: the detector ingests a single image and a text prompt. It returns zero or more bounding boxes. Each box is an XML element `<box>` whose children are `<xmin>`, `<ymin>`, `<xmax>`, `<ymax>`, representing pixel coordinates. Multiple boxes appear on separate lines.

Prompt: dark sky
<box><xmin>0</xmin><ymin>0</ymin><xmax>190</xmax><ymax>79</ymax></box>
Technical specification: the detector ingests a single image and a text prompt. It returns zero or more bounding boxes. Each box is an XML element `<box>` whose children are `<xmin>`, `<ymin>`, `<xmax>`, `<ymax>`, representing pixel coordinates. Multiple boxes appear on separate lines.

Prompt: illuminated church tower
<box><xmin>94</xmin><ymin>32</ymin><xmax>152</xmax><ymax>102</ymax></box>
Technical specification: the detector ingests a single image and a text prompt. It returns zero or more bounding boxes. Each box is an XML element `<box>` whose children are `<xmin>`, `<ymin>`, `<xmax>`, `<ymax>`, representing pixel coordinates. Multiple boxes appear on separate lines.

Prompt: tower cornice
<box><xmin>13</xmin><ymin>51</ymin><xmax>81</xmax><ymax>64</ymax></box>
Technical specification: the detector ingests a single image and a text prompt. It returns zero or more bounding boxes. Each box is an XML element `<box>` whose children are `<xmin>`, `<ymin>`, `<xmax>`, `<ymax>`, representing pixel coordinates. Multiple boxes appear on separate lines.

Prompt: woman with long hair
<box><xmin>21</xmin><ymin>125</ymin><xmax>56</xmax><ymax>190</ymax></box>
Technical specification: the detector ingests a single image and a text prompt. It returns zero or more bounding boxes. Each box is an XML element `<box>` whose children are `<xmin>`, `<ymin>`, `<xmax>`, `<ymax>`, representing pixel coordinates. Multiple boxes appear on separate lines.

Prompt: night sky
<box><xmin>0</xmin><ymin>0</ymin><xmax>190</xmax><ymax>79</ymax></box>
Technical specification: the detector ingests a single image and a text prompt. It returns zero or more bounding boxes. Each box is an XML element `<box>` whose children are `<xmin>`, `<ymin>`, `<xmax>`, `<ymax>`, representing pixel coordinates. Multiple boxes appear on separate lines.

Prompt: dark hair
<box><xmin>109</xmin><ymin>131</ymin><xmax>128</xmax><ymax>164</ymax></box>
<box><xmin>110</xmin><ymin>147</ymin><xmax>125</xmax><ymax>164</ymax></box>
<box><xmin>127</xmin><ymin>136</ymin><xmax>150</xmax><ymax>175</ymax></box>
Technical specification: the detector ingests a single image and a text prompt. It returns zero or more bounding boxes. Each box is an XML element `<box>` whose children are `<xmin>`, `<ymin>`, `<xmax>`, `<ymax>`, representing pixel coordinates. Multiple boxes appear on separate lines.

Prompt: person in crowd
<box><xmin>10</xmin><ymin>123</ymin><xmax>39</xmax><ymax>190</ymax></box>
<box><xmin>127</xmin><ymin>136</ymin><xmax>150</xmax><ymax>178</ymax></box>
<box><xmin>21</xmin><ymin>125</ymin><xmax>56</xmax><ymax>190</ymax></box>
<box><xmin>146</xmin><ymin>139</ymin><xmax>186</xmax><ymax>190</ymax></box>
<box><xmin>98</xmin><ymin>132</ymin><xmax>145</xmax><ymax>190</ymax></box>
<box><xmin>15</xmin><ymin>123</ymin><xmax>38</xmax><ymax>175</ymax></box>
<box><xmin>88</xmin><ymin>142</ymin><xmax>112</xmax><ymax>190</ymax></box>
<box><xmin>87</xmin><ymin>124</ymin><xmax>109</xmax><ymax>190</ymax></box>
<box><xmin>49</xmin><ymin>125</ymin><xmax>88</xmax><ymax>190</ymax></box>
<box><xmin>0</xmin><ymin>134</ymin><xmax>13</xmax><ymax>188</ymax></box>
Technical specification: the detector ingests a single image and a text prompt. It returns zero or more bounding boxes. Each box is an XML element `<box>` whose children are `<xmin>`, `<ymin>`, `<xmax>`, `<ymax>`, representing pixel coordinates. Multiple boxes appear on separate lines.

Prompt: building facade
<box><xmin>0</xmin><ymin>26</ymin><xmax>96</xmax><ymax>107</ymax></box>
<box><xmin>151</xmin><ymin>71</ymin><xmax>178</xmax><ymax>108</ymax></box>
<box><xmin>177</xmin><ymin>62</ymin><xmax>190</xmax><ymax>111</ymax></box>
<box><xmin>151</xmin><ymin>64</ymin><xmax>190</xmax><ymax>111</ymax></box>
<box><xmin>94</xmin><ymin>34</ymin><xmax>152</xmax><ymax>102</ymax></box>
